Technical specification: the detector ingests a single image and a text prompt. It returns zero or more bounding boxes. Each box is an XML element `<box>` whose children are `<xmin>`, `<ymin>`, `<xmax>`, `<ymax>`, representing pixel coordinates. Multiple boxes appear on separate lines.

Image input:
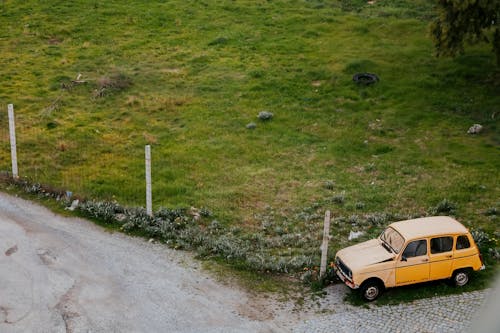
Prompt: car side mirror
<box><xmin>401</xmin><ymin>255</ymin><xmax>407</xmax><ymax>262</ymax></box>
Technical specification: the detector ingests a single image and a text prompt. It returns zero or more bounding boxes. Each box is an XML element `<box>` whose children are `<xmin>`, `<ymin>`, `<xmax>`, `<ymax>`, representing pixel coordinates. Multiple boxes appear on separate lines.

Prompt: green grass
<box><xmin>0</xmin><ymin>0</ymin><xmax>498</xmax><ymax>279</ymax></box>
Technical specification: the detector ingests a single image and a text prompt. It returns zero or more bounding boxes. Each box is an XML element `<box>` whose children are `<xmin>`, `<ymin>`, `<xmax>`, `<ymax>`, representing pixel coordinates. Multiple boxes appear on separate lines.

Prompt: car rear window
<box><xmin>456</xmin><ymin>235</ymin><xmax>471</xmax><ymax>250</ymax></box>
<box><xmin>430</xmin><ymin>236</ymin><xmax>453</xmax><ymax>254</ymax></box>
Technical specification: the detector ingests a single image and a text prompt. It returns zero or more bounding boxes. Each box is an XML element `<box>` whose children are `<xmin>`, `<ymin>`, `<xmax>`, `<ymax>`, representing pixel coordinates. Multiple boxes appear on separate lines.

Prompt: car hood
<box><xmin>336</xmin><ymin>239</ymin><xmax>395</xmax><ymax>271</ymax></box>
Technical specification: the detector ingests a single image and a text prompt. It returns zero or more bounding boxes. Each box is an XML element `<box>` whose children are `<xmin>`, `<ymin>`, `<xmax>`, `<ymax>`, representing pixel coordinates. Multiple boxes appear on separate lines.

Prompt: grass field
<box><xmin>0</xmin><ymin>1</ymin><xmax>499</xmax><ymax>279</ymax></box>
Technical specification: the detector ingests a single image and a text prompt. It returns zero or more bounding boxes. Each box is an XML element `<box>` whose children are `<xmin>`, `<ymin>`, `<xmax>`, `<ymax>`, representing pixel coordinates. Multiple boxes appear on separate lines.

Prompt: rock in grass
<box><xmin>467</xmin><ymin>124</ymin><xmax>483</xmax><ymax>134</ymax></box>
<box><xmin>258</xmin><ymin>111</ymin><xmax>273</xmax><ymax>121</ymax></box>
<box><xmin>246</xmin><ymin>122</ymin><xmax>257</xmax><ymax>129</ymax></box>
<box><xmin>348</xmin><ymin>230</ymin><xmax>365</xmax><ymax>241</ymax></box>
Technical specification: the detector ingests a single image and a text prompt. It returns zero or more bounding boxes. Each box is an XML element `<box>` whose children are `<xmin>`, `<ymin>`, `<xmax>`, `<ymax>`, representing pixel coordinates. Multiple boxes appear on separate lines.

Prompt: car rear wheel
<box><xmin>452</xmin><ymin>269</ymin><xmax>470</xmax><ymax>287</ymax></box>
<box><xmin>360</xmin><ymin>280</ymin><xmax>383</xmax><ymax>301</ymax></box>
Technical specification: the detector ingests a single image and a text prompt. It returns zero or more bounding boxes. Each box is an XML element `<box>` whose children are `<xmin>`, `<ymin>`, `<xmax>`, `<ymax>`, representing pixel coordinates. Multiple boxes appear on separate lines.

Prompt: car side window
<box><xmin>430</xmin><ymin>236</ymin><xmax>453</xmax><ymax>254</ymax></box>
<box><xmin>402</xmin><ymin>240</ymin><xmax>427</xmax><ymax>258</ymax></box>
<box><xmin>456</xmin><ymin>235</ymin><xmax>471</xmax><ymax>250</ymax></box>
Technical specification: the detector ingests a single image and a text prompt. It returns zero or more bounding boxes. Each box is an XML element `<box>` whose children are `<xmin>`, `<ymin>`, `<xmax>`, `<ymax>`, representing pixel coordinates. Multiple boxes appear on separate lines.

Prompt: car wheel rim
<box><xmin>365</xmin><ymin>286</ymin><xmax>378</xmax><ymax>300</ymax></box>
<box><xmin>456</xmin><ymin>272</ymin><xmax>468</xmax><ymax>286</ymax></box>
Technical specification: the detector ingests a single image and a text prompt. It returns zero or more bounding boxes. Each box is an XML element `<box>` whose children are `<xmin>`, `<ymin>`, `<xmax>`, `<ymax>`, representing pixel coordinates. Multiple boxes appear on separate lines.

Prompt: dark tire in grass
<box><xmin>353</xmin><ymin>73</ymin><xmax>379</xmax><ymax>85</ymax></box>
<box><xmin>452</xmin><ymin>269</ymin><xmax>470</xmax><ymax>287</ymax></box>
<box><xmin>360</xmin><ymin>279</ymin><xmax>384</xmax><ymax>301</ymax></box>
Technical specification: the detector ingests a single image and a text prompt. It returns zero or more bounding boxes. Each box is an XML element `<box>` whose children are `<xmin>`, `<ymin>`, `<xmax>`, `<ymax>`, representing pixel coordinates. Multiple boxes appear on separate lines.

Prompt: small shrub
<box><xmin>208</xmin><ymin>219</ymin><xmax>222</xmax><ymax>233</ymax></box>
<box><xmin>430</xmin><ymin>199</ymin><xmax>457</xmax><ymax>215</ymax></box>
<box><xmin>485</xmin><ymin>207</ymin><xmax>498</xmax><ymax>216</ymax></box>
<box><xmin>331</xmin><ymin>192</ymin><xmax>346</xmax><ymax>205</ymax></box>
<box><xmin>274</xmin><ymin>226</ymin><xmax>285</xmax><ymax>235</ymax></box>
<box><xmin>46</xmin><ymin>121</ymin><xmax>59</xmax><ymax>129</ymax></box>
<box><xmin>323</xmin><ymin>180</ymin><xmax>335</xmax><ymax>190</ymax></box>
<box><xmin>365</xmin><ymin>212</ymin><xmax>389</xmax><ymax>226</ymax></box>
<box><xmin>488</xmin><ymin>248</ymin><xmax>500</xmax><ymax>261</ymax></box>
<box><xmin>347</xmin><ymin>214</ymin><xmax>361</xmax><ymax>226</ymax></box>
<box><xmin>93</xmin><ymin>72</ymin><xmax>132</xmax><ymax>98</ymax></box>
<box><xmin>471</xmin><ymin>229</ymin><xmax>494</xmax><ymax>252</ymax></box>
<box><xmin>98</xmin><ymin>73</ymin><xmax>132</xmax><ymax>91</ymax></box>
<box><xmin>355</xmin><ymin>202</ymin><xmax>365</xmax><ymax>210</ymax></box>
<box><xmin>208</xmin><ymin>36</ymin><xmax>228</xmax><ymax>46</ymax></box>
<box><xmin>199</xmin><ymin>207</ymin><xmax>212</xmax><ymax>217</ymax></box>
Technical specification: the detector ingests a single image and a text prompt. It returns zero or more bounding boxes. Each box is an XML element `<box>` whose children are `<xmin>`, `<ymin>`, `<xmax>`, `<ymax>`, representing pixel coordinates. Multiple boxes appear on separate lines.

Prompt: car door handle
<box><xmin>446</xmin><ymin>255</ymin><xmax>452</xmax><ymax>258</ymax></box>
<box><xmin>422</xmin><ymin>259</ymin><xmax>428</xmax><ymax>262</ymax></box>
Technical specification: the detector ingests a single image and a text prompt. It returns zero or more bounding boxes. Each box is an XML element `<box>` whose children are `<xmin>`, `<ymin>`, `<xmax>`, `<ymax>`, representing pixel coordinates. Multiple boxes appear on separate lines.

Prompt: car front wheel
<box><xmin>360</xmin><ymin>280</ymin><xmax>383</xmax><ymax>301</ymax></box>
<box><xmin>452</xmin><ymin>270</ymin><xmax>470</xmax><ymax>287</ymax></box>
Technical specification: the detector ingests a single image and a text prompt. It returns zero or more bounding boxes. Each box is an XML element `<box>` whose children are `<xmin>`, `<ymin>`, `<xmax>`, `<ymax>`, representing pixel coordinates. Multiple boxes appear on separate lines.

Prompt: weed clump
<box><xmin>485</xmin><ymin>207</ymin><xmax>498</xmax><ymax>216</ymax></box>
<box><xmin>471</xmin><ymin>229</ymin><xmax>494</xmax><ymax>250</ymax></box>
<box><xmin>331</xmin><ymin>192</ymin><xmax>346</xmax><ymax>205</ymax></box>
<box><xmin>430</xmin><ymin>199</ymin><xmax>457</xmax><ymax>215</ymax></box>
<box><xmin>208</xmin><ymin>37</ymin><xmax>228</xmax><ymax>46</ymax></box>
<box><xmin>93</xmin><ymin>73</ymin><xmax>132</xmax><ymax>98</ymax></box>
<box><xmin>355</xmin><ymin>202</ymin><xmax>365</xmax><ymax>210</ymax></box>
<box><xmin>322</xmin><ymin>180</ymin><xmax>335</xmax><ymax>190</ymax></box>
<box><xmin>80</xmin><ymin>200</ymin><xmax>124</xmax><ymax>223</ymax></box>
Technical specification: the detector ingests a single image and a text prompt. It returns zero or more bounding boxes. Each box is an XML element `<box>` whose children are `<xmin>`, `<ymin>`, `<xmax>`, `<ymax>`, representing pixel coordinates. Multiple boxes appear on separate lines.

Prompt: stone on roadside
<box><xmin>66</xmin><ymin>199</ymin><xmax>79</xmax><ymax>211</ymax></box>
<box><xmin>246</xmin><ymin>122</ymin><xmax>257</xmax><ymax>129</ymax></box>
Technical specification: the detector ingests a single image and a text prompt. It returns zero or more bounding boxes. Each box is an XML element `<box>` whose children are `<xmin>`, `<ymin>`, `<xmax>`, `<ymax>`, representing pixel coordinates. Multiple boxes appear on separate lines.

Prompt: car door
<box><xmin>452</xmin><ymin>234</ymin><xmax>480</xmax><ymax>271</ymax></box>
<box><xmin>429</xmin><ymin>236</ymin><xmax>454</xmax><ymax>280</ymax></box>
<box><xmin>396</xmin><ymin>239</ymin><xmax>429</xmax><ymax>285</ymax></box>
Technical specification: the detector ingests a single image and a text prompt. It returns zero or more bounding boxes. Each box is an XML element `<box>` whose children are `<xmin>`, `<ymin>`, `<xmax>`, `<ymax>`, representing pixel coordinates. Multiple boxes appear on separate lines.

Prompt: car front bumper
<box><xmin>334</xmin><ymin>265</ymin><xmax>358</xmax><ymax>289</ymax></box>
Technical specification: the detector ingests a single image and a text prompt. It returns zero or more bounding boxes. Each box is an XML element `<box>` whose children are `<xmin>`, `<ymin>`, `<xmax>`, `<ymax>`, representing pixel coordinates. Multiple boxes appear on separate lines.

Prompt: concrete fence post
<box><xmin>8</xmin><ymin>104</ymin><xmax>18</xmax><ymax>178</ymax></box>
<box><xmin>145</xmin><ymin>145</ymin><xmax>152</xmax><ymax>216</ymax></box>
<box><xmin>320</xmin><ymin>210</ymin><xmax>331</xmax><ymax>278</ymax></box>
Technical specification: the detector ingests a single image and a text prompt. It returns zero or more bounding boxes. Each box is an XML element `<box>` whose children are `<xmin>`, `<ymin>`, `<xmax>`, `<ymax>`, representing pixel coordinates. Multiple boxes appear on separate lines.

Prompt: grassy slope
<box><xmin>0</xmin><ymin>0</ymin><xmax>498</xmax><ymax>240</ymax></box>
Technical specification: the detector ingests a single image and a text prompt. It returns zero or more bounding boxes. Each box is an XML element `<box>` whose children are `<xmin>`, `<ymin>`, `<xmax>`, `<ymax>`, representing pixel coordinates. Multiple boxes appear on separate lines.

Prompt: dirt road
<box><xmin>0</xmin><ymin>193</ymin><xmax>284</xmax><ymax>333</ymax></box>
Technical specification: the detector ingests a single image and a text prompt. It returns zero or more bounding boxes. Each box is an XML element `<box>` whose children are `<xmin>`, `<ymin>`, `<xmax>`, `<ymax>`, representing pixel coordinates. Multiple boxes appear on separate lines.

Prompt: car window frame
<box><xmin>401</xmin><ymin>239</ymin><xmax>428</xmax><ymax>259</ymax></box>
<box><xmin>430</xmin><ymin>235</ymin><xmax>454</xmax><ymax>254</ymax></box>
<box><xmin>379</xmin><ymin>227</ymin><xmax>405</xmax><ymax>254</ymax></box>
<box><xmin>455</xmin><ymin>234</ymin><xmax>471</xmax><ymax>250</ymax></box>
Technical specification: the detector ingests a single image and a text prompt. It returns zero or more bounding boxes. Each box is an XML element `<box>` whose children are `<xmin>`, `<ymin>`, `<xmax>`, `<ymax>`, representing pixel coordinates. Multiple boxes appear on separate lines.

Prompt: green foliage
<box><xmin>430</xmin><ymin>0</ymin><xmax>500</xmax><ymax>65</ymax></box>
<box><xmin>430</xmin><ymin>199</ymin><xmax>457</xmax><ymax>215</ymax></box>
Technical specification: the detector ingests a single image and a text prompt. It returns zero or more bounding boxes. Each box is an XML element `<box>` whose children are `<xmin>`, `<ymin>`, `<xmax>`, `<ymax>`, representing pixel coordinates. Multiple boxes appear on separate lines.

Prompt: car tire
<box><xmin>360</xmin><ymin>280</ymin><xmax>383</xmax><ymax>302</ymax></box>
<box><xmin>452</xmin><ymin>269</ymin><xmax>470</xmax><ymax>287</ymax></box>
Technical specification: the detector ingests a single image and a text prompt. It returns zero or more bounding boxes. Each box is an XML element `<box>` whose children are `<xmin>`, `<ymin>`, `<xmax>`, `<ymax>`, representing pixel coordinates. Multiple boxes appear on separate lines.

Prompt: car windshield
<box><xmin>379</xmin><ymin>227</ymin><xmax>405</xmax><ymax>254</ymax></box>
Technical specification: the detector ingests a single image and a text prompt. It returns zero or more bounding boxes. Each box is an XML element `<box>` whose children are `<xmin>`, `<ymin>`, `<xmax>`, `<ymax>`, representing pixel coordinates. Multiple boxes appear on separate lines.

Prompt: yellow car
<box><xmin>334</xmin><ymin>216</ymin><xmax>485</xmax><ymax>301</ymax></box>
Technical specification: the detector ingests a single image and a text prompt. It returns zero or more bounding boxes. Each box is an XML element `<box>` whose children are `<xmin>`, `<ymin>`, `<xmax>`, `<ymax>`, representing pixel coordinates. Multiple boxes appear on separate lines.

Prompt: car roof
<box><xmin>389</xmin><ymin>216</ymin><xmax>468</xmax><ymax>240</ymax></box>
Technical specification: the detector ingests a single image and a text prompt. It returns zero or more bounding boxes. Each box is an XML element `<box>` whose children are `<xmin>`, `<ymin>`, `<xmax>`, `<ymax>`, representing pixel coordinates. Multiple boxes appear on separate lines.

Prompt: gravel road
<box><xmin>0</xmin><ymin>193</ymin><xmax>282</xmax><ymax>333</ymax></box>
<box><xmin>0</xmin><ymin>192</ymin><xmax>494</xmax><ymax>333</ymax></box>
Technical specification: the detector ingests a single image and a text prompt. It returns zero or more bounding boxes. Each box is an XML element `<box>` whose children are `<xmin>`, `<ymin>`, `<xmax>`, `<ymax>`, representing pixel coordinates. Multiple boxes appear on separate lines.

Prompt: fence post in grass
<box><xmin>145</xmin><ymin>145</ymin><xmax>152</xmax><ymax>216</ymax></box>
<box><xmin>320</xmin><ymin>210</ymin><xmax>331</xmax><ymax>278</ymax></box>
<box><xmin>8</xmin><ymin>104</ymin><xmax>18</xmax><ymax>179</ymax></box>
